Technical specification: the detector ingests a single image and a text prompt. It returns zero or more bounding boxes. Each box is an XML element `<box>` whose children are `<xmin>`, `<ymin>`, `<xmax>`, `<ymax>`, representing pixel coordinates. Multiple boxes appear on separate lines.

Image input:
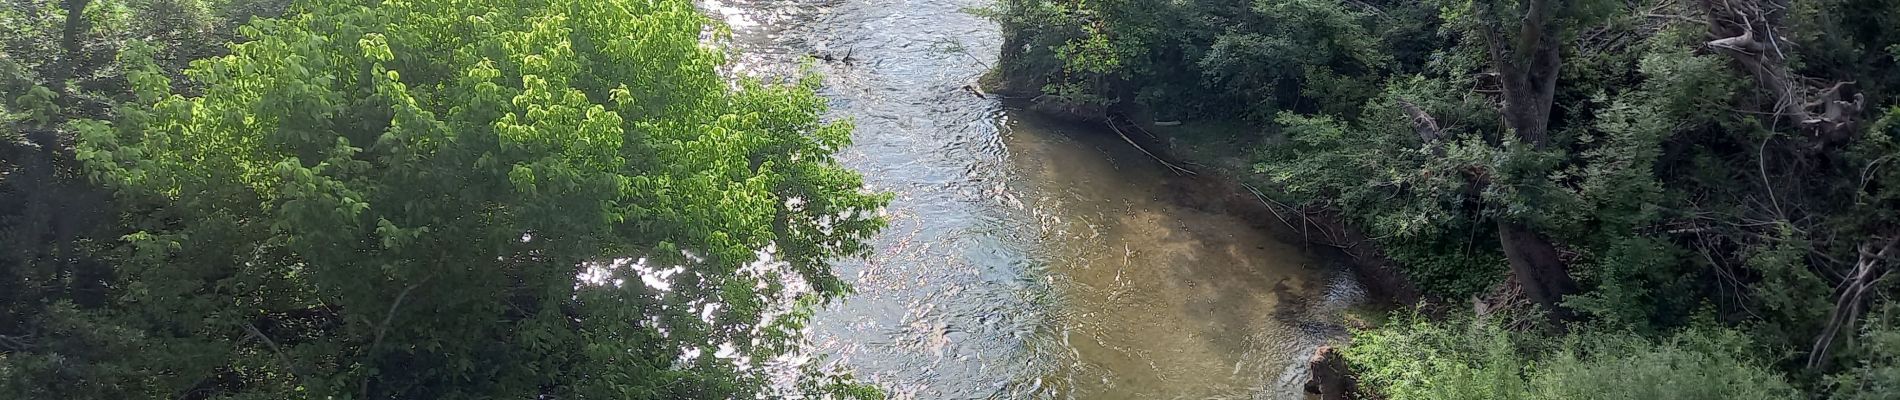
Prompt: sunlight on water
<box><xmin>702</xmin><ymin>0</ymin><xmax>1362</xmax><ymax>398</ymax></box>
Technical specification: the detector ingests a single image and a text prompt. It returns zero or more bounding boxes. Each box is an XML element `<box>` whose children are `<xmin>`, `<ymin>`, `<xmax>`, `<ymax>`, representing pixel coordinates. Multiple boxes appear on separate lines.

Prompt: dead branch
<box><xmin>1807</xmin><ymin>236</ymin><xmax>1899</xmax><ymax>370</ymax></box>
<box><xmin>1860</xmin><ymin>154</ymin><xmax>1897</xmax><ymax>200</ymax></box>
<box><xmin>1398</xmin><ymin>100</ymin><xmax>1444</xmax><ymax>147</ymax></box>
<box><xmin>1703</xmin><ymin>0</ymin><xmax>1864</xmax><ymax>152</ymax></box>
<box><xmin>360</xmin><ymin>283</ymin><xmax>422</xmax><ymax>398</ymax></box>
<box><xmin>1104</xmin><ymin>121</ymin><xmax>1196</xmax><ymax>176</ymax></box>
<box><xmin>1240</xmin><ymin>182</ymin><xmax>1301</xmax><ymax>233</ymax></box>
<box><xmin>243</xmin><ymin>322</ymin><xmax>310</xmax><ymax>388</ymax></box>
<box><xmin>0</xmin><ymin>334</ymin><xmax>33</xmax><ymax>351</ymax></box>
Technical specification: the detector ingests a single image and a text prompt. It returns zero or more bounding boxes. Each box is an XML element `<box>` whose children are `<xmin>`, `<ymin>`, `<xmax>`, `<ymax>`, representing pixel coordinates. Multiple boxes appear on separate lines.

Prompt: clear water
<box><xmin>708</xmin><ymin>0</ymin><xmax>1362</xmax><ymax>398</ymax></box>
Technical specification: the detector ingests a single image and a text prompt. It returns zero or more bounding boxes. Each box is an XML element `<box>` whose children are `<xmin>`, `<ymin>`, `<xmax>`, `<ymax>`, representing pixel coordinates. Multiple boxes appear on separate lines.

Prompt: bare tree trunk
<box><xmin>1498</xmin><ymin>220</ymin><xmax>1580</xmax><ymax>320</ymax></box>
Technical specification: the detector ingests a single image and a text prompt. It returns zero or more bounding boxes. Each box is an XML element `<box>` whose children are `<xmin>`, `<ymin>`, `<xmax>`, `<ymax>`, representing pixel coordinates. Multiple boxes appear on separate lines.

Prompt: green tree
<box><xmin>2</xmin><ymin>0</ymin><xmax>287</xmax><ymax>375</ymax></box>
<box><xmin>993</xmin><ymin>0</ymin><xmax>1900</xmax><ymax>394</ymax></box>
<box><xmin>8</xmin><ymin>0</ymin><xmax>891</xmax><ymax>398</ymax></box>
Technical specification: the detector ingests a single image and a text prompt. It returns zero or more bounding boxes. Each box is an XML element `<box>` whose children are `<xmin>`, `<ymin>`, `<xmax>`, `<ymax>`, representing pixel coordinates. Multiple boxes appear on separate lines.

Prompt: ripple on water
<box><xmin>708</xmin><ymin>0</ymin><xmax>1359</xmax><ymax>398</ymax></box>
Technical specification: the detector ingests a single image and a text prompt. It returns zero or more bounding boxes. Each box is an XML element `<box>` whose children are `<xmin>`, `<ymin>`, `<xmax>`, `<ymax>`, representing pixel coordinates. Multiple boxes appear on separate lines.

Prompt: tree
<box><xmin>1448</xmin><ymin>0</ymin><xmax>1613</xmax><ymax>321</ymax></box>
<box><xmin>12</xmin><ymin>0</ymin><xmax>892</xmax><ymax>398</ymax></box>
<box><xmin>992</xmin><ymin>0</ymin><xmax>1900</xmax><ymax>393</ymax></box>
<box><xmin>2</xmin><ymin>0</ymin><xmax>274</xmax><ymax>362</ymax></box>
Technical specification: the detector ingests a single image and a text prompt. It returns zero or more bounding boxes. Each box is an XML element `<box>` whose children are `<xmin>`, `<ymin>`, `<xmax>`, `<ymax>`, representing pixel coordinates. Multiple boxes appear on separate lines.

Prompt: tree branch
<box><xmin>1807</xmin><ymin>236</ymin><xmax>1899</xmax><ymax>370</ymax></box>
<box><xmin>242</xmin><ymin>322</ymin><xmax>311</xmax><ymax>390</ymax></box>
<box><xmin>1704</xmin><ymin>0</ymin><xmax>1863</xmax><ymax>148</ymax></box>
<box><xmin>359</xmin><ymin>282</ymin><xmax>422</xmax><ymax>398</ymax></box>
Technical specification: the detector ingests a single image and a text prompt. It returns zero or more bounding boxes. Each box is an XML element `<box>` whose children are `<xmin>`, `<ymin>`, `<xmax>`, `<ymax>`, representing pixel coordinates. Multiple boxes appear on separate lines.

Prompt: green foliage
<box><xmin>988</xmin><ymin>0</ymin><xmax>1402</xmax><ymax>119</ymax></box>
<box><xmin>1348</xmin><ymin>314</ymin><xmax>1800</xmax><ymax>400</ymax></box>
<box><xmin>996</xmin><ymin>0</ymin><xmax>1900</xmax><ymax>394</ymax></box>
<box><xmin>2</xmin><ymin>0</ymin><xmax>890</xmax><ymax>398</ymax></box>
<box><xmin>1830</xmin><ymin>303</ymin><xmax>1900</xmax><ymax>399</ymax></box>
<box><xmin>1847</xmin><ymin>107</ymin><xmax>1900</xmax><ymax>230</ymax></box>
<box><xmin>1742</xmin><ymin>228</ymin><xmax>1834</xmax><ymax>353</ymax></box>
<box><xmin>1254</xmin><ymin>77</ymin><xmax>1508</xmax><ymax>298</ymax></box>
<box><xmin>1563</xmin><ymin>236</ymin><xmax>1689</xmax><ymax>332</ymax></box>
<box><xmin>1556</xmin><ymin>44</ymin><xmax>1742</xmax><ymax>332</ymax></box>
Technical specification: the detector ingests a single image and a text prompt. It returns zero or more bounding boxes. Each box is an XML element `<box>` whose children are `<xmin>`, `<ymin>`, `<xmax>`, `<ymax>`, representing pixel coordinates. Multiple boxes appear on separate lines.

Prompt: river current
<box><xmin>704</xmin><ymin>0</ymin><xmax>1362</xmax><ymax>398</ymax></box>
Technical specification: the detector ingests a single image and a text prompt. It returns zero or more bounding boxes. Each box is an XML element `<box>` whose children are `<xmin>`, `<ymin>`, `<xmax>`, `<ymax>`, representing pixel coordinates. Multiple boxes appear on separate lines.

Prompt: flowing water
<box><xmin>704</xmin><ymin>0</ymin><xmax>1362</xmax><ymax>398</ymax></box>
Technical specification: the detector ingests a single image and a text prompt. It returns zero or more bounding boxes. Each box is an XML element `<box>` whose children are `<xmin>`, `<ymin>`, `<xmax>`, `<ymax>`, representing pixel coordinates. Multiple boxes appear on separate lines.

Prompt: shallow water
<box><xmin>707</xmin><ymin>0</ymin><xmax>1361</xmax><ymax>398</ymax></box>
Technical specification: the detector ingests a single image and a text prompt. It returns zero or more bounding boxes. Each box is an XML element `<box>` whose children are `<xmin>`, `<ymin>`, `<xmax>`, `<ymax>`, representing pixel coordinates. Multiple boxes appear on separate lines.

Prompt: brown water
<box><xmin>706</xmin><ymin>0</ymin><xmax>1363</xmax><ymax>398</ymax></box>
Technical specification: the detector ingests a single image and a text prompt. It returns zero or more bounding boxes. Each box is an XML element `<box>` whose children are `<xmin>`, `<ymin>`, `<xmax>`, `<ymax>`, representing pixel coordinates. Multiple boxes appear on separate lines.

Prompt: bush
<box><xmin>1347</xmin><ymin>314</ymin><xmax>1800</xmax><ymax>400</ymax></box>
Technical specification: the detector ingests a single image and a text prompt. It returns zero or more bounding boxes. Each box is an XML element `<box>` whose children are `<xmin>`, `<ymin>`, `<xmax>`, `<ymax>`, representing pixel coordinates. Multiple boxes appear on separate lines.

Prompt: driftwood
<box><xmin>809</xmin><ymin>49</ymin><xmax>857</xmax><ymax>64</ymax></box>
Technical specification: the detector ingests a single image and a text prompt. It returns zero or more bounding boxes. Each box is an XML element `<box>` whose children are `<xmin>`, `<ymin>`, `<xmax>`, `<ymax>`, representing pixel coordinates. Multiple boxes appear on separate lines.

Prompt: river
<box><xmin>704</xmin><ymin>0</ymin><xmax>1362</xmax><ymax>398</ymax></box>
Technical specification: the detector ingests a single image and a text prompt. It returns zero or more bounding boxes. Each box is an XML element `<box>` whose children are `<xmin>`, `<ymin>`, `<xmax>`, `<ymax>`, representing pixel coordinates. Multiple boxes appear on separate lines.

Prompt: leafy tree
<box><xmin>5</xmin><ymin>0</ymin><xmax>888</xmax><ymax>398</ymax></box>
<box><xmin>2</xmin><ymin>0</ymin><xmax>285</xmax><ymax>371</ymax></box>
<box><xmin>994</xmin><ymin>0</ymin><xmax>1900</xmax><ymax>395</ymax></box>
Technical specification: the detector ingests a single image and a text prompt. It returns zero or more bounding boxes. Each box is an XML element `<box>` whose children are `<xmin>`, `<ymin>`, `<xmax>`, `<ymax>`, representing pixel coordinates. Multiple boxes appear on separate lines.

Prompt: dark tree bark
<box><xmin>1474</xmin><ymin>0</ymin><xmax>1582</xmax><ymax>320</ymax></box>
<box><xmin>49</xmin><ymin>0</ymin><xmax>94</xmax><ymax>97</ymax></box>
<box><xmin>1485</xmin><ymin>0</ymin><xmax>1563</xmax><ymax>149</ymax></box>
<box><xmin>1497</xmin><ymin>220</ymin><xmax>1580</xmax><ymax>320</ymax></box>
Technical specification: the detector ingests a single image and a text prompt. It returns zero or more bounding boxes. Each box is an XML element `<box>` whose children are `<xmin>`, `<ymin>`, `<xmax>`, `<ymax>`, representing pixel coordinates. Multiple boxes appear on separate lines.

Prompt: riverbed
<box><xmin>705</xmin><ymin>0</ymin><xmax>1362</xmax><ymax>398</ymax></box>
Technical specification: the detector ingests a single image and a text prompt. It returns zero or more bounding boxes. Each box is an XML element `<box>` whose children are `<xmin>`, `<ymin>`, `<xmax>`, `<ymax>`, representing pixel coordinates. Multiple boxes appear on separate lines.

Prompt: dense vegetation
<box><xmin>2</xmin><ymin>0</ymin><xmax>885</xmax><ymax>398</ymax></box>
<box><xmin>990</xmin><ymin>0</ymin><xmax>1900</xmax><ymax>396</ymax></box>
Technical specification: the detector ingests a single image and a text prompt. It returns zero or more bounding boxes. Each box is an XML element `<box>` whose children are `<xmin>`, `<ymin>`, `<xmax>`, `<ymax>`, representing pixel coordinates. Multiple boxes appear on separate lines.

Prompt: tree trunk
<box><xmin>1485</xmin><ymin>0</ymin><xmax>1563</xmax><ymax>149</ymax></box>
<box><xmin>49</xmin><ymin>0</ymin><xmax>93</xmax><ymax>97</ymax></box>
<box><xmin>1478</xmin><ymin>0</ymin><xmax>1581</xmax><ymax>320</ymax></box>
<box><xmin>1497</xmin><ymin>220</ymin><xmax>1580</xmax><ymax>320</ymax></box>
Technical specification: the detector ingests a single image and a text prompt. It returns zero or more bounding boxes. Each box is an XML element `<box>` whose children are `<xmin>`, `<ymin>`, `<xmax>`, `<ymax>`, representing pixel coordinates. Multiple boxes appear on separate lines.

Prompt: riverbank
<box><xmin>1149</xmin><ymin>118</ymin><xmax>1425</xmax><ymax>308</ymax></box>
<box><xmin>988</xmin><ymin>92</ymin><xmax>1424</xmax><ymax>397</ymax></box>
<box><xmin>982</xmin><ymin>79</ymin><xmax>1423</xmax><ymax>309</ymax></box>
<box><xmin>973</xmin><ymin>0</ymin><xmax>1900</xmax><ymax>397</ymax></box>
<box><xmin>707</xmin><ymin>0</ymin><xmax>1380</xmax><ymax>396</ymax></box>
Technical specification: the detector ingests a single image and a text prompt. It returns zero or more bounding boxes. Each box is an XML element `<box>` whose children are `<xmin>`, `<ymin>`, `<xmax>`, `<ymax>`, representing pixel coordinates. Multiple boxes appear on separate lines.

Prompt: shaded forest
<box><xmin>988</xmin><ymin>0</ymin><xmax>1900</xmax><ymax>397</ymax></box>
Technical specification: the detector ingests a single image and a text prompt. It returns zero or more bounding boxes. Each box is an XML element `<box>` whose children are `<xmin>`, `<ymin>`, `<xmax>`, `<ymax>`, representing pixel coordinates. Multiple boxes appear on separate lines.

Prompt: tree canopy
<box><xmin>3</xmin><ymin>0</ymin><xmax>886</xmax><ymax>398</ymax></box>
<box><xmin>991</xmin><ymin>0</ymin><xmax>1900</xmax><ymax>396</ymax></box>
